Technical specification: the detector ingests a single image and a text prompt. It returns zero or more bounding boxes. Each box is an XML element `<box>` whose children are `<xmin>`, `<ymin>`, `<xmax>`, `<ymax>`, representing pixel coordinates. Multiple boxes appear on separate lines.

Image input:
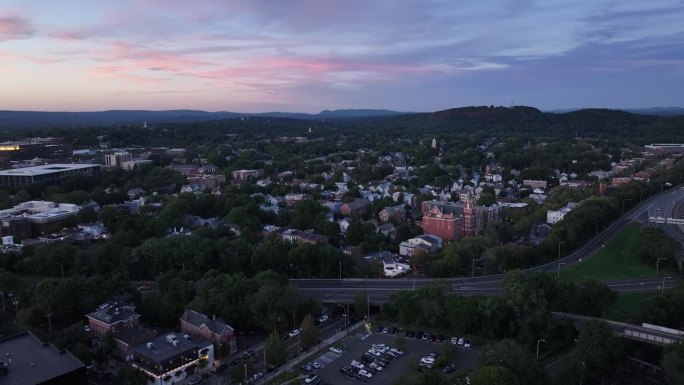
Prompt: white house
<box><xmin>399</xmin><ymin>234</ymin><xmax>443</xmax><ymax>257</ymax></box>
<box><xmin>546</xmin><ymin>202</ymin><xmax>578</xmax><ymax>224</ymax></box>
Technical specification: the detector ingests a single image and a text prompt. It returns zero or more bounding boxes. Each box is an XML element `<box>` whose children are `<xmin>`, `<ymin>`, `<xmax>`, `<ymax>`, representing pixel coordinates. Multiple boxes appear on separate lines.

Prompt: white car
<box><xmin>390</xmin><ymin>348</ymin><xmax>404</xmax><ymax>355</ymax></box>
<box><xmin>367</xmin><ymin>349</ymin><xmax>381</xmax><ymax>357</ymax></box>
<box><xmin>351</xmin><ymin>360</ymin><xmax>365</xmax><ymax>369</ymax></box>
<box><xmin>450</xmin><ymin>336</ymin><xmax>458</xmax><ymax>345</ymax></box>
<box><xmin>318</xmin><ymin>315</ymin><xmax>329</xmax><ymax>323</ymax></box>
<box><xmin>457</xmin><ymin>337</ymin><xmax>465</xmax><ymax>346</ymax></box>
<box><xmin>288</xmin><ymin>329</ymin><xmax>300</xmax><ymax>338</ymax></box>
<box><xmin>330</xmin><ymin>347</ymin><xmax>343</xmax><ymax>354</ymax></box>
<box><xmin>311</xmin><ymin>361</ymin><xmax>321</xmax><ymax>369</ymax></box>
<box><xmin>369</xmin><ymin>362</ymin><xmax>383</xmax><ymax>371</ymax></box>
<box><xmin>304</xmin><ymin>374</ymin><xmax>317</xmax><ymax>384</ymax></box>
<box><xmin>358</xmin><ymin>370</ymin><xmax>373</xmax><ymax>379</ymax></box>
<box><xmin>420</xmin><ymin>357</ymin><xmax>435</xmax><ymax>365</ymax></box>
<box><xmin>464</xmin><ymin>339</ymin><xmax>472</xmax><ymax>348</ymax></box>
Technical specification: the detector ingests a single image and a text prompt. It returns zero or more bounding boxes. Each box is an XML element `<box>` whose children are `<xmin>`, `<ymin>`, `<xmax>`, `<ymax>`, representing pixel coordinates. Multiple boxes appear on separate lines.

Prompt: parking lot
<box><xmin>300</xmin><ymin>327</ymin><xmax>479</xmax><ymax>385</ymax></box>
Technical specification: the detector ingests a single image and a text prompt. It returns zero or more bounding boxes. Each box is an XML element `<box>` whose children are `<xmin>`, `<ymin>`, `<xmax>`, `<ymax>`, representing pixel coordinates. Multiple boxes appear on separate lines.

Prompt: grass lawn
<box><xmin>559</xmin><ymin>224</ymin><xmax>673</xmax><ymax>281</ymax></box>
<box><xmin>603</xmin><ymin>291</ymin><xmax>660</xmax><ymax>322</ymax></box>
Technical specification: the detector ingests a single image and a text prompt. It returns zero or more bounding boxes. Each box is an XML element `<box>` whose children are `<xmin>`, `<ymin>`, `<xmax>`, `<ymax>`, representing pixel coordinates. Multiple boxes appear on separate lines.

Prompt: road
<box><xmin>293</xmin><ymin>187</ymin><xmax>684</xmax><ymax>304</ymax></box>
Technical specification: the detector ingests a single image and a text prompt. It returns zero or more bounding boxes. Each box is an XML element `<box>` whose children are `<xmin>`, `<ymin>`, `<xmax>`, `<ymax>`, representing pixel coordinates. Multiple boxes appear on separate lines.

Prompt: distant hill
<box><xmin>547</xmin><ymin>107</ymin><xmax>684</xmax><ymax>116</ymax></box>
<box><xmin>0</xmin><ymin>109</ymin><xmax>404</xmax><ymax>129</ymax></box>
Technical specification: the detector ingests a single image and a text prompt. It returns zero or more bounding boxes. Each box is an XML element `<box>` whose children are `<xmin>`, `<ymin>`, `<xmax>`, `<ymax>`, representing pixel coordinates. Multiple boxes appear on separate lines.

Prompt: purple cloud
<box><xmin>0</xmin><ymin>14</ymin><xmax>34</xmax><ymax>41</ymax></box>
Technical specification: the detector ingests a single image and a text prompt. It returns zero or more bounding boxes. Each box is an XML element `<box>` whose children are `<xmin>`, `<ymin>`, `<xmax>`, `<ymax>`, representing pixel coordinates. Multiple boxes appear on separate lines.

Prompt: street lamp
<box><xmin>471</xmin><ymin>258</ymin><xmax>478</xmax><ymax>277</ymax></box>
<box><xmin>662</xmin><ymin>276</ymin><xmax>672</xmax><ymax>296</ymax></box>
<box><xmin>621</xmin><ymin>198</ymin><xmax>631</xmax><ymax>216</ymax></box>
<box><xmin>656</xmin><ymin>257</ymin><xmax>667</xmax><ymax>276</ymax></box>
<box><xmin>640</xmin><ymin>188</ymin><xmax>648</xmax><ymax>202</ymax></box>
<box><xmin>558</xmin><ymin>241</ymin><xmax>565</xmax><ymax>259</ymax></box>
<box><xmin>536</xmin><ymin>339</ymin><xmax>545</xmax><ymax>358</ymax></box>
<box><xmin>557</xmin><ymin>262</ymin><xmax>566</xmax><ymax>278</ymax></box>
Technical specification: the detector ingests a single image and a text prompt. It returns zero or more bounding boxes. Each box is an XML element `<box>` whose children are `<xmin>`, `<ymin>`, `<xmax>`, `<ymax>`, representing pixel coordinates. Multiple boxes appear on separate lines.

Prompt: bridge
<box><xmin>552</xmin><ymin>312</ymin><xmax>683</xmax><ymax>346</ymax></box>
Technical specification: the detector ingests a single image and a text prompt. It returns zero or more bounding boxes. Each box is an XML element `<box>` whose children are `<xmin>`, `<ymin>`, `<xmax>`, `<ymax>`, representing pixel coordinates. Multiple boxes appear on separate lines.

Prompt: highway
<box><xmin>293</xmin><ymin>187</ymin><xmax>684</xmax><ymax>304</ymax></box>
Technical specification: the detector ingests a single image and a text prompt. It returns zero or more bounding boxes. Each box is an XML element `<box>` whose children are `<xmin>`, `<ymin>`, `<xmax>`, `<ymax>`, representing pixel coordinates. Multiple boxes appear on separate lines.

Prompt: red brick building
<box><xmin>86</xmin><ymin>300</ymin><xmax>140</xmax><ymax>337</ymax></box>
<box><xmin>180</xmin><ymin>309</ymin><xmax>236</xmax><ymax>359</ymax></box>
<box><xmin>420</xmin><ymin>201</ymin><xmax>463</xmax><ymax>241</ymax></box>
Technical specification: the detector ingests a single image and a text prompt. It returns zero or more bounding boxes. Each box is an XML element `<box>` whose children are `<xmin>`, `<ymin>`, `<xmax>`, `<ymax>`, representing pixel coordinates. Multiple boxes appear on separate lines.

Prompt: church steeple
<box><xmin>462</xmin><ymin>191</ymin><xmax>476</xmax><ymax>237</ymax></box>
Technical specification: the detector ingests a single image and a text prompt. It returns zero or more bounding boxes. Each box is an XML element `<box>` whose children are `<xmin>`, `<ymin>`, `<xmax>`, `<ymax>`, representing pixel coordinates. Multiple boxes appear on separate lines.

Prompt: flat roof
<box><xmin>0</xmin><ymin>164</ymin><xmax>99</xmax><ymax>177</ymax></box>
<box><xmin>0</xmin><ymin>331</ymin><xmax>84</xmax><ymax>385</ymax></box>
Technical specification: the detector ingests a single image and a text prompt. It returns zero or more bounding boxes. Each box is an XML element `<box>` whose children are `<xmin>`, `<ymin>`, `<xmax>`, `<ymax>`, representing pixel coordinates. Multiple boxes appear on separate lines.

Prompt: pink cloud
<box><xmin>0</xmin><ymin>14</ymin><xmax>34</xmax><ymax>41</ymax></box>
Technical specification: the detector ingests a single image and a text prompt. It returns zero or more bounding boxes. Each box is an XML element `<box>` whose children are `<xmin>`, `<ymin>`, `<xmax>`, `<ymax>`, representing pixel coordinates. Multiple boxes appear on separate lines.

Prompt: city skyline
<box><xmin>1</xmin><ymin>0</ymin><xmax>683</xmax><ymax>112</ymax></box>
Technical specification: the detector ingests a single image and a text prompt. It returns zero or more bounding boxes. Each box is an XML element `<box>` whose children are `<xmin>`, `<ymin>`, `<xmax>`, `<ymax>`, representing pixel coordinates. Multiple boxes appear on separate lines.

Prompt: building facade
<box><xmin>180</xmin><ymin>310</ymin><xmax>236</xmax><ymax>359</ymax></box>
<box><xmin>86</xmin><ymin>300</ymin><xmax>141</xmax><ymax>337</ymax></box>
<box><xmin>0</xmin><ymin>164</ymin><xmax>101</xmax><ymax>187</ymax></box>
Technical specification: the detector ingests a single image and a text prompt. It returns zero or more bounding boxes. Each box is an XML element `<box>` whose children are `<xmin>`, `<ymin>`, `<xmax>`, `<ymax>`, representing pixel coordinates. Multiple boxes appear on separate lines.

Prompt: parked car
<box><xmin>243</xmin><ymin>350</ymin><xmax>256</xmax><ymax>360</ymax></box>
<box><xmin>437</xmin><ymin>335</ymin><xmax>445</xmax><ymax>343</ymax></box>
<box><xmin>318</xmin><ymin>315</ymin><xmax>329</xmax><ymax>323</ymax></box>
<box><xmin>421</xmin><ymin>333</ymin><xmax>430</xmax><ymax>341</ymax></box>
<box><xmin>351</xmin><ymin>360</ymin><xmax>365</xmax><ymax>369</ymax></box>
<box><xmin>310</xmin><ymin>361</ymin><xmax>321</xmax><ymax>369</ymax></box>
<box><xmin>457</xmin><ymin>338</ymin><xmax>465</xmax><ymax>346</ymax></box>
<box><xmin>464</xmin><ymin>339</ymin><xmax>472</xmax><ymax>348</ymax></box>
<box><xmin>354</xmin><ymin>372</ymin><xmax>368</xmax><ymax>382</ymax></box>
<box><xmin>288</xmin><ymin>329</ymin><xmax>300</xmax><ymax>338</ymax></box>
<box><xmin>443</xmin><ymin>363</ymin><xmax>456</xmax><ymax>374</ymax></box>
<box><xmin>369</xmin><ymin>362</ymin><xmax>383</xmax><ymax>372</ymax></box>
<box><xmin>375</xmin><ymin>325</ymin><xmax>383</xmax><ymax>333</ymax></box>
<box><xmin>358</xmin><ymin>370</ymin><xmax>373</xmax><ymax>379</ymax></box>
<box><xmin>330</xmin><ymin>346</ymin><xmax>343</xmax><ymax>354</ymax></box>
<box><xmin>301</xmin><ymin>364</ymin><xmax>313</xmax><ymax>372</ymax></box>
<box><xmin>390</xmin><ymin>348</ymin><xmax>404</xmax><ymax>355</ymax></box>
<box><xmin>230</xmin><ymin>358</ymin><xmax>243</xmax><ymax>366</ymax></box>
<box><xmin>250</xmin><ymin>372</ymin><xmax>263</xmax><ymax>382</ymax></box>
<box><xmin>450</xmin><ymin>336</ymin><xmax>459</xmax><ymax>345</ymax></box>
<box><xmin>304</xmin><ymin>374</ymin><xmax>317</xmax><ymax>384</ymax></box>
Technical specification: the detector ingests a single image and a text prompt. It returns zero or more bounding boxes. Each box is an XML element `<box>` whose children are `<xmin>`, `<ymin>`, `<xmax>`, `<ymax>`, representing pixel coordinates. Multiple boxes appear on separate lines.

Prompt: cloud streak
<box><xmin>0</xmin><ymin>0</ymin><xmax>683</xmax><ymax>111</ymax></box>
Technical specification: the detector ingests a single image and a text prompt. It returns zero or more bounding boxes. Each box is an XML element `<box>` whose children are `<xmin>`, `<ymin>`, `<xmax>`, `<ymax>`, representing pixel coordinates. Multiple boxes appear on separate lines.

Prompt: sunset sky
<box><xmin>1</xmin><ymin>0</ymin><xmax>683</xmax><ymax>112</ymax></box>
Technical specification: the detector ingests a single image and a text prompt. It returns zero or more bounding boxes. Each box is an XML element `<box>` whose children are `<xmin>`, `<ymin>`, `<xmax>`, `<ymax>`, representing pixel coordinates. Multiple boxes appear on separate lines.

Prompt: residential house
<box><xmin>378</xmin><ymin>205</ymin><xmax>405</xmax><ymax>222</ymax></box>
<box><xmin>529</xmin><ymin>222</ymin><xmax>552</xmax><ymax>245</ymax></box>
<box><xmin>522</xmin><ymin>180</ymin><xmax>548</xmax><ymax>191</ymax></box>
<box><xmin>378</xmin><ymin>223</ymin><xmax>396</xmax><ymax>239</ymax></box>
<box><xmin>278</xmin><ymin>229</ymin><xmax>329</xmax><ymax>245</ymax></box>
<box><xmin>180</xmin><ymin>309</ymin><xmax>237</xmax><ymax>357</ymax></box>
<box><xmin>86</xmin><ymin>300</ymin><xmax>140</xmax><ymax>337</ymax></box>
<box><xmin>547</xmin><ymin>202</ymin><xmax>578</xmax><ymax>224</ymax></box>
<box><xmin>340</xmin><ymin>199</ymin><xmax>370</xmax><ymax>216</ymax></box>
<box><xmin>284</xmin><ymin>193</ymin><xmax>311</xmax><ymax>207</ymax></box>
<box><xmin>399</xmin><ymin>234</ymin><xmax>443</xmax><ymax>257</ymax></box>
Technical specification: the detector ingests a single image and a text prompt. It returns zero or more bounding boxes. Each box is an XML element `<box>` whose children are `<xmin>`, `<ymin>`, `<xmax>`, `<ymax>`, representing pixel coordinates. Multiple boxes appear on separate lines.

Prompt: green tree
<box><xmin>479</xmin><ymin>339</ymin><xmax>549</xmax><ymax>385</ymax></box>
<box><xmin>113</xmin><ymin>366</ymin><xmax>148</xmax><ymax>385</ymax></box>
<box><xmin>663</xmin><ymin>343</ymin><xmax>684</xmax><ymax>385</ymax></box>
<box><xmin>299</xmin><ymin>313</ymin><xmax>319</xmax><ymax>350</ymax></box>
<box><xmin>264</xmin><ymin>331</ymin><xmax>287</xmax><ymax>368</ymax></box>
<box><xmin>470</xmin><ymin>366</ymin><xmax>513</xmax><ymax>385</ymax></box>
<box><xmin>575</xmin><ymin>320</ymin><xmax>623</xmax><ymax>383</ymax></box>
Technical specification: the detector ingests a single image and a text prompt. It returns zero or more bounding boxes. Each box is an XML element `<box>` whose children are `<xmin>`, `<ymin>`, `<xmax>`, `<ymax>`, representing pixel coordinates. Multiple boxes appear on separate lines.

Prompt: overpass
<box><xmin>552</xmin><ymin>312</ymin><xmax>683</xmax><ymax>346</ymax></box>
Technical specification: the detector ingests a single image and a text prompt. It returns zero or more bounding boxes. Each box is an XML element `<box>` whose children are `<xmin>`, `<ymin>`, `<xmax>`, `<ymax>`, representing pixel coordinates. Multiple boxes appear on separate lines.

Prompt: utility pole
<box><xmin>46</xmin><ymin>312</ymin><xmax>54</xmax><ymax>336</ymax></box>
<box><xmin>339</xmin><ymin>261</ymin><xmax>342</xmax><ymax>280</ymax></box>
<box><xmin>621</xmin><ymin>199</ymin><xmax>631</xmax><ymax>216</ymax></box>
<box><xmin>558</xmin><ymin>241</ymin><xmax>565</xmax><ymax>259</ymax></box>
<box><xmin>536</xmin><ymin>339</ymin><xmax>545</xmax><ymax>358</ymax></box>
<box><xmin>471</xmin><ymin>259</ymin><xmax>477</xmax><ymax>277</ymax></box>
<box><xmin>557</xmin><ymin>262</ymin><xmax>566</xmax><ymax>278</ymax></box>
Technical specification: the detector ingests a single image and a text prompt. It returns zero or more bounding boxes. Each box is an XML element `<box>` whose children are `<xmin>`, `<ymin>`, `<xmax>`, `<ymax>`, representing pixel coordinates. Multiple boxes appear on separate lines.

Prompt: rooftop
<box><xmin>0</xmin><ymin>331</ymin><xmax>85</xmax><ymax>385</ymax></box>
<box><xmin>86</xmin><ymin>300</ymin><xmax>139</xmax><ymax>325</ymax></box>
<box><xmin>0</xmin><ymin>163</ymin><xmax>99</xmax><ymax>177</ymax></box>
<box><xmin>131</xmin><ymin>333</ymin><xmax>210</xmax><ymax>363</ymax></box>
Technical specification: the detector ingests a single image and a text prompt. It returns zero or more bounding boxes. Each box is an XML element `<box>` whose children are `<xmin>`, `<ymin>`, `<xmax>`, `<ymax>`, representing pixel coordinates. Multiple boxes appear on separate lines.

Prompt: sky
<box><xmin>0</xmin><ymin>0</ymin><xmax>683</xmax><ymax>112</ymax></box>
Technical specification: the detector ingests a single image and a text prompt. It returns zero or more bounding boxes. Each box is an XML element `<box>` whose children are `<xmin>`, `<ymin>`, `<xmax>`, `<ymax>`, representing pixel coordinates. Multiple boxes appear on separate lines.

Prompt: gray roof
<box><xmin>131</xmin><ymin>333</ymin><xmax>210</xmax><ymax>364</ymax></box>
<box><xmin>0</xmin><ymin>331</ymin><xmax>85</xmax><ymax>385</ymax></box>
<box><xmin>181</xmin><ymin>309</ymin><xmax>233</xmax><ymax>335</ymax></box>
<box><xmin>87</xmin><ymin>300</ymin><xmax>139</xmax><ymax>325</ymax></box>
